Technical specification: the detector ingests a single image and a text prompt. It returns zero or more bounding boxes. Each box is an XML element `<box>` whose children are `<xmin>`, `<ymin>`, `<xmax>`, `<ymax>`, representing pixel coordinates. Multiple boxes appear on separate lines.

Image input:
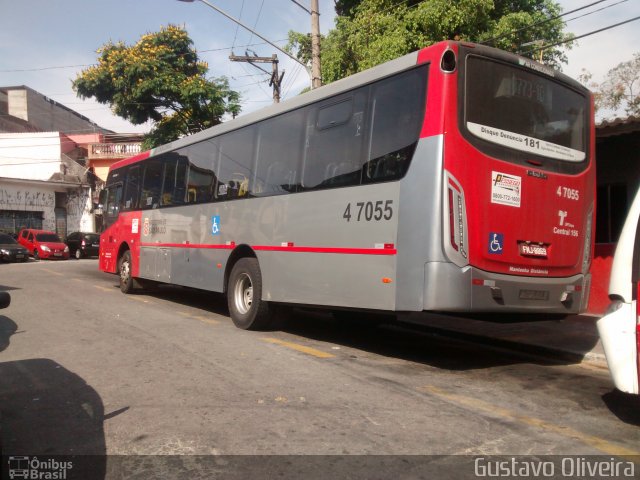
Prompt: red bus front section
<box><xmin>99</xmin><ymin>151</ymin><xmax>149</xmax><ymax>276</ymax></box>
<box><xmin>99</xmin><ymin>211</ymin><xmax>143</xmax><ymax>275</ymax></box>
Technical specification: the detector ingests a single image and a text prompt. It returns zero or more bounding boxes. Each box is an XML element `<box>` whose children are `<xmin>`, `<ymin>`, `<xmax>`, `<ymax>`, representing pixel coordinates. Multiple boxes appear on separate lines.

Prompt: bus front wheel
<box><xmin>228</xmin><ymin>257</ymin><xmax>273</xmax><ymax>330</ymax></box>
<box><xmin>118</xmin><ymin>250</ymin><xmax>134</xmax><ymax>294</ymax></box>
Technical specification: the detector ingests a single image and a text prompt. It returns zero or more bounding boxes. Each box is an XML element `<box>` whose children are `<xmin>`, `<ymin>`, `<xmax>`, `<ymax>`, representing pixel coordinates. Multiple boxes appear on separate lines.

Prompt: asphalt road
<box><xmin>0</xmin><ymin>259</ymin><xmax>639</xmax><ymax>477</ymax></box>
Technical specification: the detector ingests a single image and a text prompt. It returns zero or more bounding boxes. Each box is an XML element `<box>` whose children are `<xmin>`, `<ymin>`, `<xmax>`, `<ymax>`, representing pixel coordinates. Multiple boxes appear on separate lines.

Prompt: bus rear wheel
<box><xmin>228</xmin><ymin>257</ymin><xmax>273</xmax><ymax>330</ymax></box>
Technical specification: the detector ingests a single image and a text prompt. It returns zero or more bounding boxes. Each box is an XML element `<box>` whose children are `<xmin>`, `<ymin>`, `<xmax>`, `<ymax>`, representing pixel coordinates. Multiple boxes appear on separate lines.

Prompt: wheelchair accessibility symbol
<box><xmin>212</xmin><ymin>215</ymin><xmax>221</xmax><ymax>235</ymax></box>
<box><xmin>488</xmin><ymin>232</ymin><xmax>504</xmax><ymax>254</ymax></box>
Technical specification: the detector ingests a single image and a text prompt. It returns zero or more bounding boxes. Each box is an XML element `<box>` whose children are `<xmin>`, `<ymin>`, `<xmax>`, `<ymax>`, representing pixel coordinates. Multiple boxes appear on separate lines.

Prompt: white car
<box><xmin>597</xmin><ymin>188</ymin><xmax>640</xmax><ymax>394</ymax></box>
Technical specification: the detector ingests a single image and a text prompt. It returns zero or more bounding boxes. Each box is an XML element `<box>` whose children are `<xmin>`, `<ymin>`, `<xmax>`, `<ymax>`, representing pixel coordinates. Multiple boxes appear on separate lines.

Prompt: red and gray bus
<box><xmin>99</xmin><ymin>41</ymin><xmax>595</xmax><ymax>330</ymax></box>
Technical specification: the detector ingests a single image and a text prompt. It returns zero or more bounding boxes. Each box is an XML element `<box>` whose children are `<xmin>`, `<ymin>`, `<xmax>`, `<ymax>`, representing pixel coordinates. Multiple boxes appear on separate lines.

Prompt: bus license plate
<box><xmin>519</xmin><ymin>289</ymin><xmax>549</xmax><ymax>301</ymax></box>
<box><xmin>519</xmin><ymin>243</ymin><xmax>548</xmax><ymax>257</ymax></box>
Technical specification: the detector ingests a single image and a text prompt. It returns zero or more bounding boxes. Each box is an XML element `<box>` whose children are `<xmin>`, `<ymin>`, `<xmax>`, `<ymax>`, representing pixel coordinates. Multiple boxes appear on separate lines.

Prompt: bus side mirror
<box><xmin>98</xmin><ymin>189</ymin><xmax>107</xmax><ymax>209</ymax></box>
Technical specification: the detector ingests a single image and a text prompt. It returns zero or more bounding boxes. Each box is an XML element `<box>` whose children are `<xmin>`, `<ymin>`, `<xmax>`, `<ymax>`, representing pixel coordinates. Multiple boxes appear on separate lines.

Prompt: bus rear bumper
<box><xmin>423</xmin><ymin>262</ymin><xmax>590</xmax><ymax>314</ymax></box>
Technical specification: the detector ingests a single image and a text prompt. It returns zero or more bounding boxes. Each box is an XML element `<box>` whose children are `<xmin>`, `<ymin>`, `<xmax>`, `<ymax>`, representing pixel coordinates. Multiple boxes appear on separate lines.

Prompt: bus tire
<box><xmin>118</xmin><ymin>250</ymin><xmax>134</xmax><ymax>294</ymax></box>
<box><xmin>227</xmin><ymin>257</ymin><xmax>273</xmax><ymax>330</ymax></box>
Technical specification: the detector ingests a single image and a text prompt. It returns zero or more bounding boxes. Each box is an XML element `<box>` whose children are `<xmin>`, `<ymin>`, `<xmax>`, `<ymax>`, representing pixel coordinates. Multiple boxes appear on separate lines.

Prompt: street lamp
<box><xmin>178</xmin><ymin>0</ymin><xmax>320</xmax><ymax>88</ymax></box>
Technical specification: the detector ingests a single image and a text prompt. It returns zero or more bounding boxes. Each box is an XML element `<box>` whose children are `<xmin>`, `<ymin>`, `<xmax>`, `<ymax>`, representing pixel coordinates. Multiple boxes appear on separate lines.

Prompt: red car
<box><xmin>17</xmin><ymin>229</ymin><xmax>69</xmax><ymax>260</ymax></box>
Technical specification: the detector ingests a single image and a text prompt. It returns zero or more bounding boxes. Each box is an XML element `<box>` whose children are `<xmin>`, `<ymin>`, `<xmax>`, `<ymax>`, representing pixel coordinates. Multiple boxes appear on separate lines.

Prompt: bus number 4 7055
<box><xmin>343</xmin><ymin>200</ymin><xmax>393</xmax><ymax>222</ymax></box>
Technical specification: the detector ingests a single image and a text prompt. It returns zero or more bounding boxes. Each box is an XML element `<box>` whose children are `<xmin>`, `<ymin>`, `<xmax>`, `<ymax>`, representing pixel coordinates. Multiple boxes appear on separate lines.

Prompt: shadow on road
<box><xmin>124</xmin><ymin>283</ymin><xmax>230</xmax><ymax>316</ymax></box>
<box><xmin>0</xmin><ymin>315</ymin><xmax>17</xmax><ymax>353</ymax></box>
<box><xmin>130</xmin><ymin>284</ymin><xmax>599</xmax><ymax>370</ymax></box>
<box><xmin>279</xmin><ymin>309</ymin><xmax>569</xmax><ymax>370</ymax></box>
<box><xmin>602</xmin><ymin>390</ymin><xmax>640</xmax><ymax>426</ymax></box>
<box><xmin>0</xmin><ymin>358</ymin><xmax>107</xmax><ymax>479</ymax></box>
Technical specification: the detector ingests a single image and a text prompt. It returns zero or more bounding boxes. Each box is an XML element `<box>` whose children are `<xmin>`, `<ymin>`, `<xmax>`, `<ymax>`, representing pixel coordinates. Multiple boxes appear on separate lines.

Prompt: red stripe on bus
<box><xmin>140</xmin><ymin>243</ymin><xmax>234</xmax><ymax>250</ymax></box>
<box><xmin>139</xmin><ymin>243</ymin><xmax>397</xmax><ymax>255</ymax></box>
<box><xmin>254</xmin><ymin>246</ymin><xmax>397</xmax><ymax>255</ymax></box>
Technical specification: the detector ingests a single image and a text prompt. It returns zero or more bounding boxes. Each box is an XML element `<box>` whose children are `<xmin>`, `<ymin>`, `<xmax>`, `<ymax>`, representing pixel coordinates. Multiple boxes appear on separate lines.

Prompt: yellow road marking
<box><xmin>262</xmin><ymin>337</ymin><xmax>335</xmax><ymax>359</ymax></box>
<box><xmin>94</xmin><ymin>285</ymin><xmax>115</xmax><ymax>293</ymax></box>
<box><xmin>127</xmin><ymin>296</ymin><xmax>149</xmax><ymax>303</ymax></box>
<box><xmin>418</xmin><ymin>385</ymin><xmax>640</xmax><ymax>457</ymax></box>
<box><xmin>41</xmin><ymin>268</ymin><xmax>63</xmax><ymax>277</ymax></box>
<box><xmin>178</xmin><ymin>311</ymin><xmax>220</xmax><ymax>325</ymax></box>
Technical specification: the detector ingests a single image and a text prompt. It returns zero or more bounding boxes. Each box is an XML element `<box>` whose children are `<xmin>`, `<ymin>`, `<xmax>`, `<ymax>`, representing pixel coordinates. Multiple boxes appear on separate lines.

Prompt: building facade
<box><xmin>0</xmin><ymin>86</ymin><xmax>142</xmax><ymax>238</ymax></box>
<box><xmin>0</xmin><ymin>132</ymin><xmax>94</xmax><ymax>237</ymax></box>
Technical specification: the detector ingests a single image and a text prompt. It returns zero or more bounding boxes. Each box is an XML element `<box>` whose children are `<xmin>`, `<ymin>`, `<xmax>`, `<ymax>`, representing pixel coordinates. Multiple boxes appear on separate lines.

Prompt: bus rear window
<box><xmin>464</xmin><ymin>56</ymin><xmax>587</xmax><ymax>163</ymax></box>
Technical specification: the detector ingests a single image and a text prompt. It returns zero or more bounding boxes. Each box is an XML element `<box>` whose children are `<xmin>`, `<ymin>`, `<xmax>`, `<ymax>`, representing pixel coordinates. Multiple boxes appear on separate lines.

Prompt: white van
<box><xmin>597</xmin><ymin>188</ymin><xmax>640</xmax><ymax>394</ymax></box>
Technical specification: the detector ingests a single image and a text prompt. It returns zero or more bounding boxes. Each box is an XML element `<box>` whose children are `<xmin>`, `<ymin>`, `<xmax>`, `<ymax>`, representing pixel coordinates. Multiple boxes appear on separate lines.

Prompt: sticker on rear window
<box><xmin>491</xmin><ymin>171</ymin><xmax>521</xmax><ymax>208</ymax></box>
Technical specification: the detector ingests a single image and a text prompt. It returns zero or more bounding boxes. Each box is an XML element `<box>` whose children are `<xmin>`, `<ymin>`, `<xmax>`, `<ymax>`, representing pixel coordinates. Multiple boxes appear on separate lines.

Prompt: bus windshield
<box><xmin>464</xmin><ymin>56</ymin><xmax>587</xmax><ymax>163</ymax></box>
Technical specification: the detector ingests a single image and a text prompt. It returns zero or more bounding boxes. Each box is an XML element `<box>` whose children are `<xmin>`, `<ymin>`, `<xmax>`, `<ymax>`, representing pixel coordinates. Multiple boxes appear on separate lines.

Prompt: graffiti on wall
<box><xmin>67</xmin><ymin>189</ymin><xmax>92</xmax><ymax>232</ymax></box>
<box><xmin>0</xmin><ymin>185</ymin><xmax>93</xmax><ymax>233</ymax></box>
<box><xmin>0</xmin><ymin>189</ymin><xmax>55</xmax><ymax>209</ymax></box>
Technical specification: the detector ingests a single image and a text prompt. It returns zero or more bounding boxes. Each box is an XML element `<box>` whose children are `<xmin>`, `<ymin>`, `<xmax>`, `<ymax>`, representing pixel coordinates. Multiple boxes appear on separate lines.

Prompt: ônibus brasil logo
<box><xmin>8</xmin><ymin>456</ymin><xmax>73</xmax><ymax>479</ymax></box>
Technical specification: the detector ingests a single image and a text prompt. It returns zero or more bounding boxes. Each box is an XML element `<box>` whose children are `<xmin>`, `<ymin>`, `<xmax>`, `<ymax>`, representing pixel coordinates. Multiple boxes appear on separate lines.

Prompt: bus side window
<box><xmin>142</xmin><ymin>159</ymin><xmax>164</xmax><ymax>209</ymax></box>
<box><xmin>161</xmin><ymin>155</ymin><xmax>188</xmax><ymax>206</ymax></box>
<box><xmin>254</xmin><ymin>108</ymin><xmax>304</xmax><ymax>195</ymax></box>
<box><xmin>123</xmin><ymin>165</ymin><xmax>141</xmax><ymax>210</ymax></box>
<box><xmin>302</xmin><ymin>93</ymin><xmax>366</xmax><ymax>189</ymax></box>
<box><xmin>217</xmin><ymin>126</ymin><xmax>256</xmax><ymax>199</ymax></box>
<box><xmin>179</xmin><ymin>140</ymin><xmax>217</xmax><ymax>204</ymax></box>
<box><xmin>364</xmin><ymin>67</ymin><xmax>427</xmax><ymax>183</ymax></box>
<box><xmin>106</xmin><ymin>184</ymin><xmax>123</xmax><ymax>218</ymax></box>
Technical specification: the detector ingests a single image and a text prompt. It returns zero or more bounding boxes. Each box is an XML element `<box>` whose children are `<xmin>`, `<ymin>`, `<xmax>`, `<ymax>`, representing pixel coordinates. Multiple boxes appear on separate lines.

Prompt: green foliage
<box><xmin>580</xmin><ymin>53</ymin><xmax>640</xmax><ymax>118</ymax></box>
<box><xmin>73</xmin><ymin>25</ymin><xmax>241</xmax><ymax>148</ymax></box>
<box><xmin>600</xmin><ymin>53</ymin><xmax>640</xmax><ymax>117</ymax></box>
<box><xmin>292</xmin><ymin>0</ymin><xmax>571</xmax><ymax>84</ymax></box>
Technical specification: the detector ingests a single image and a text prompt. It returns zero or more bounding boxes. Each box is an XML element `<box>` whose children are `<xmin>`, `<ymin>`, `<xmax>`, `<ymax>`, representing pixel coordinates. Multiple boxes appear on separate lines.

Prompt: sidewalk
<box><xmin>403</xmin><ymin>313</ymin><xmax>606</xmax><ymax>366</ymax></box>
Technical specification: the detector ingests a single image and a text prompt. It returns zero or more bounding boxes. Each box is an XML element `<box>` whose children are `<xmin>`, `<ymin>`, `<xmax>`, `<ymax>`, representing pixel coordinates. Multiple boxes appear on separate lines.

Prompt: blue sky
<box><xmin>1</xmin><ymin>0</ymin><xmax>638</xmax><ymax>133</ymax></box>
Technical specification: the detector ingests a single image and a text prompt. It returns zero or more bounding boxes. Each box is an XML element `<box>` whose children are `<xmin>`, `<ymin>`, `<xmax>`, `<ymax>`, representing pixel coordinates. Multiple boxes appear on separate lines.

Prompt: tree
<box><xmin>581</xmin><ymin>53</ymin><xmax>640</xmax><ymax>118</ymax></box>
<box><xmin>73</xmin><ymin>25</ymin><xmax>241</xmax><ymax>149</ymax></box>
<box><xmin>289</xmin><ymin>0</ymin><xmax>571</xmax><ymax>84</ymax></box>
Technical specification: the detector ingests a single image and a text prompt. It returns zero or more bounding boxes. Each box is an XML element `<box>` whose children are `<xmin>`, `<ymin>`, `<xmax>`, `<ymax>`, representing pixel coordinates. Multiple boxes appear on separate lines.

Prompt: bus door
<box><xmin>99</xmin><ymin>182</ymin><xmax>123</xmax><ymax>273</ymax></box>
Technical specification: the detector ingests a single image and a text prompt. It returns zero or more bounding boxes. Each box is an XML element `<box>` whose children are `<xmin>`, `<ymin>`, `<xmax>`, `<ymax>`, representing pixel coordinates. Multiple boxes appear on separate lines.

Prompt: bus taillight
<box><xmin>582</xmin><ymin>205</ymin><xmax>594</xmax><ymax>274</ymax></box>
<box><xmin>448</xmin><ymin>189</ymin><xmax>458</xmax><ymax>252</ymax></box>
<box><xmin>444</xmin><ymin>172</ymin><xmax>468</xmax><ymax>267</ymax></box>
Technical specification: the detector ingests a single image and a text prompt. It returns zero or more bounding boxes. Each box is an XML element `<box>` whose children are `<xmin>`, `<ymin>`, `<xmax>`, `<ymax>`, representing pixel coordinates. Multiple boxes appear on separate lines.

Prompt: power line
<box><xmin>481</xmin><ymin>0</ymin><xmax>613</xmax><ymax>46</ymax></box>
<box><xmin>521</xmin><ymin>15</ymin><xmax>640</xmax><ymax>56</ymax></box>
<box><xmin>0</xmin><ymin>158</ymin><xmax>67</xmax><ymax>164</ymax></box>
<box><xmin>517</xmin><ymin>0</ymin><xmax>628</xmax><ymax>55</ymax></box>
<box><xmin>0</xmin><ymin>40</ymin><xmax>289</xmax><ymax>74</ymax></box>
<box><xmin>231</xmin><ymin>0</ymin><xmax>246</xmax><ymax>53</ymax></box>
<box><xmin>248</xmin><ymin>0</ymin><xmax>266</xmax><ymax>46</ymax></box>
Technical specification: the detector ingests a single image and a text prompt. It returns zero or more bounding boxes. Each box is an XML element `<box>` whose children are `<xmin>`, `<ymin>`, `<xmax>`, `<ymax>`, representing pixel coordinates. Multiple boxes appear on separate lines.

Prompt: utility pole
<box><xmin>291</xmin><ymin>0</ymin><xmax>322</xmax><ymax>88</ymax></box>
<box><xmin>310</xmin><ymin>0</ymin><xmax>321</xmax><ymax>88</ymax></box>
<box><xmin>180</xmin><ymin>0</ymin><xmax>322</xmax><ymax>89</ymax></box>
<box><xmin>230</xmin><ymin>53</ymin><xmax>285</xmax><ymax>103</ymax></box>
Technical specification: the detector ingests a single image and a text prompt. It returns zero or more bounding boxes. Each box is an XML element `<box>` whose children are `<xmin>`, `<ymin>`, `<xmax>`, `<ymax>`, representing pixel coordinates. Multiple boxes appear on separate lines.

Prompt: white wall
<box><xmin>0</xmin><ymin>132</ymin><xmax>62</xmax><ymax>181</ymax></box>
<box><xmin>67</xmin><ymin>188</ymin><xmax>94</xmax><ymax>232</ymax></box>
